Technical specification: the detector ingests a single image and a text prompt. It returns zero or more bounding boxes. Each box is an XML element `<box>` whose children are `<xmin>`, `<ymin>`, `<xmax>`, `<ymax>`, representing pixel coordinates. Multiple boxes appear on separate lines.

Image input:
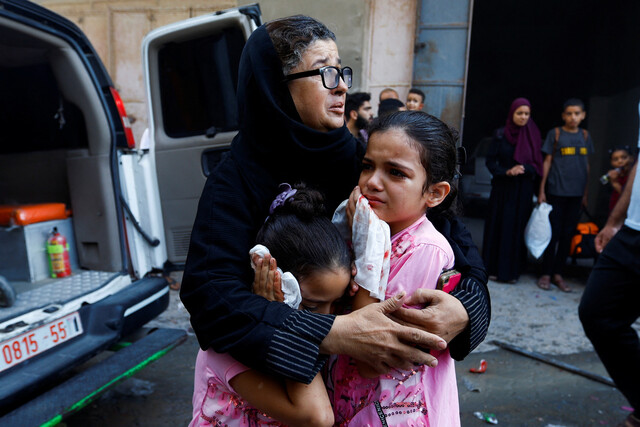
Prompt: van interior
<box><xmin>0</xmin><ymin>16</ymin><xmax>123</xmax><ymax>300</ymax></box>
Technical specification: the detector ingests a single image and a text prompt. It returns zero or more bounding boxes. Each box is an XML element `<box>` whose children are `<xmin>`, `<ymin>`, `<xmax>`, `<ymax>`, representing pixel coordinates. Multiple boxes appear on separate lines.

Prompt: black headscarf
<box><xmin>230</xmin><ymin>25</ymin><xmax>360</xmax><ymax>212</ymax></box>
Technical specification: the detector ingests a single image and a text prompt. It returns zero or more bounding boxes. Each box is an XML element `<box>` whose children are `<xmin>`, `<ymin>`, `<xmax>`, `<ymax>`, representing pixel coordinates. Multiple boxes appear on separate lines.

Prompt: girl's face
<box><xmin>359</xmin><ymin>129</ymin><xmax>431</xmax><ymax>236</ymax></box>
<box><xmin>298</xmin><ymin>267</ymin><xmax>351</xmax><ymax>314</ymax></box>
<box><xmin>512</xmin><ymin>105</ymin><xmax>531</xmax><ymax>127</ymax></box>
<box><xmin>611</xmin><ymin>149</ymin><xmax>632</xmax><ymax>171</ymax></box>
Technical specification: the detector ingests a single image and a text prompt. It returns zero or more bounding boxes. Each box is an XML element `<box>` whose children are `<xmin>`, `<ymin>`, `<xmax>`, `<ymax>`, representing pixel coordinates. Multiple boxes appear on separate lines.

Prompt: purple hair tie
<box><xmin>269</xmin><ymin>183</ymin><xmax>297</xmax><ymax>214</ymax></box>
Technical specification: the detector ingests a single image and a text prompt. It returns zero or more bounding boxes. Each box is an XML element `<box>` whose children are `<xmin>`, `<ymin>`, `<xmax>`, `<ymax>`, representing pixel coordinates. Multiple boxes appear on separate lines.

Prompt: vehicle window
<box><xmin>158</xmin><ymin>26</ymin><xmax>245</xmax><ymax>138</ymax></box>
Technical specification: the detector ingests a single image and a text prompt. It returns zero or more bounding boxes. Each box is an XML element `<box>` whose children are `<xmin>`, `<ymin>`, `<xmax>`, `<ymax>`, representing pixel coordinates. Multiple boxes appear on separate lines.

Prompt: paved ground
<box><xmin>62</xmin><ymin>216</ymin><xmax>639</xmax><ymax>426</ymax></box>
<box><xmin>62</xmin><ymin>270</ymin><xmax>637</xmax><ymax>427</ymax></box>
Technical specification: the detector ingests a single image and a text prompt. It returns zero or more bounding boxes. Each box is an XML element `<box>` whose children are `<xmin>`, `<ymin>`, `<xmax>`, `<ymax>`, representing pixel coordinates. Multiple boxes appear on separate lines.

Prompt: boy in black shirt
<box><xmin>537</xmin><ymin>98</ymin><xmax>594</xmax><ymax>292</ymax></box>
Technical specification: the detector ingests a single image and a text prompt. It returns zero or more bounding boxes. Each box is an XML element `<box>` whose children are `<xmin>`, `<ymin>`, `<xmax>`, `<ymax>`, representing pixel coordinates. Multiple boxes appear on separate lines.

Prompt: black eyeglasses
<box><xmin>284</xmin><ymin>66</ymin><xmax>353</xmax><ymax>90</ymax></box>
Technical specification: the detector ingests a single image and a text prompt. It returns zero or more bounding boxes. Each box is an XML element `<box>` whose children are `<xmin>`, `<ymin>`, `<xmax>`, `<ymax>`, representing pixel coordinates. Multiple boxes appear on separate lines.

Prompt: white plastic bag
<box><xmin>524</xmin><ymin>202</ymin><xmax>553</xmax><ymax>259</ymax></box>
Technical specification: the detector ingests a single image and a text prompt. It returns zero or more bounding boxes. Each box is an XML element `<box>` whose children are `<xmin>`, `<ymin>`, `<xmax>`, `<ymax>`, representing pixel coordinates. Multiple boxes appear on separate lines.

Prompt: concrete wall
<box><xmin>240</xmin><ymin>0</ymin><xmax>418</xmax><ymax>113</ymax></box>
<box><xmin>366</xmin><ymin>0</ymin><xmax>417</xmax><ymax>110</ymax></box>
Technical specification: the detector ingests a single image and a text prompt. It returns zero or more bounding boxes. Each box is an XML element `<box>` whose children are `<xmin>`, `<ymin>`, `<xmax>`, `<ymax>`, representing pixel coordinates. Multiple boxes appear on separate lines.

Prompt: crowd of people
<box><xmin>176</xmin><ymin>13</ymin><xmax>638</xmax><ymax>427</ymax></box>
<box><xmin>481</xmin><ymin>97</ymin><xmax>636</xmax><ymax>293</ymax></box>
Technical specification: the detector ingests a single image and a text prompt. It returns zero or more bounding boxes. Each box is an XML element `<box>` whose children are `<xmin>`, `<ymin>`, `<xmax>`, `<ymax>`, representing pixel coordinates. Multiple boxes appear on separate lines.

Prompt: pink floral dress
<box><xmin>327</xmin><ymin>215</ymin><xmax>460</xmax><ymax>427</ymax></box>
<box><xmin>190</xmin><ymin>349</ymin><xmax>284</xmax><ymax>426</ymax></box>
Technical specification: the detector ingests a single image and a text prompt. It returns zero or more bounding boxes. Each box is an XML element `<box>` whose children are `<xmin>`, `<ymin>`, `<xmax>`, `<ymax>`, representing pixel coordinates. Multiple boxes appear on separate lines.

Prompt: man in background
<box><xmin>345</xmin><ymin>92</ymin><xmax>374</xmax><ymax>147</ymax></box>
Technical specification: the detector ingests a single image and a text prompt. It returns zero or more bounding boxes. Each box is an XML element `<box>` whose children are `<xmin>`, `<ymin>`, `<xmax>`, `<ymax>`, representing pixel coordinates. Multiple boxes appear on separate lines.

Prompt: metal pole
<box><xmin>491</xmin><ymin>340</ymin><xmax>616</xmax><ymax>388</ymax></box>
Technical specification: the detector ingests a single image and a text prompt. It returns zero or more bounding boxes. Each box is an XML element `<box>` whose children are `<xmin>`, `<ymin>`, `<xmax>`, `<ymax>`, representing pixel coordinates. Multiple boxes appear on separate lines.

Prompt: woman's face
<box><xmin>512</xmin><ymin>105</ymin><xmax>531</xmax><ymax>127</ymax></box>
<box><xmin>287</xmin><ymin>39</ymin><xmax>348</xmax><ymax>132</ymax></box>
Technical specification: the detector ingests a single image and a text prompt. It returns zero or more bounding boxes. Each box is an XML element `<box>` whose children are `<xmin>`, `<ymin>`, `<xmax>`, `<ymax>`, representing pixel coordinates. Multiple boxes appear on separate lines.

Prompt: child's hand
<box><xmin>253</xmin><ymin>254</ymin><xmax>284</xmax><ymax>303</ymax></box>
<box><xmin>347</xmin><ymin>263</ymin><xmax>359</xmax><ymax>297</ymax></box>
<box><xmin>538</xmin><ymin>190</ymin><xmax>547</xmax><ymax>204</ymax></box>
<box><xmin>346</xmin><ymin>186</ymin><xmax>362</xmax><ymax>229</ymax></box>
<box><xmin>608</xmin><ymin>168</ymin><xmax>621</xmax><ymax>181</ymax></box>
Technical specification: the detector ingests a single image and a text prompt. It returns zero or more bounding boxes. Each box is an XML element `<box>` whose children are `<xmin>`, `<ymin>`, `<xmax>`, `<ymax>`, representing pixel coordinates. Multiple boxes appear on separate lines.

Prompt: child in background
<box><xmin>379</xmin><ymin>87</ymin><xmax>399</xmax><ymax>102</ymax></box>
<box><xmin>537</xmin><ymin>98</ymin><xmax>594</xmax><ymax>292</ymax></box>
<box><xmin>330</xmin><ymin>110</ymin><xmax>461</xmax><ymax>426</ymax></box>
<box><xmin>406</xmin><ymin>88</ymin><xmax>425</xmax><ymax>111</ymax></box>
<box><xmin>190</xmin><ymin>184</ymin><xmax>352</xmax><ymax>427</ymax></box>
<box><xmin>603</xmin><ymin>146</ymin><xmax>634</xmax><ymax>213</ymax></box>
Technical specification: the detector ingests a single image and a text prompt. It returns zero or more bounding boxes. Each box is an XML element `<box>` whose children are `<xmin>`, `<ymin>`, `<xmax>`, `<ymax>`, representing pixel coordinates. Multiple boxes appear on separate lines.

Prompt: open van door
<box><xmin>140</xmin><ymin>5</ymin><xmax>261</xmax><ymax>269</ymax></box>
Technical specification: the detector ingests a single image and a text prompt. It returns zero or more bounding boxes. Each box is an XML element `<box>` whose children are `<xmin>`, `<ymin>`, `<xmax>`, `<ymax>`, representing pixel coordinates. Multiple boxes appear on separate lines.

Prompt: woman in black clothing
<box><xmin>181</xmin><ymin>15</ymin><xmax>490</xmax><ymax>386</ymax></box>
<box><xmin>483</xmin><ymin>97</ymin><xmax>543</xmax><ymax>283</ymax></box>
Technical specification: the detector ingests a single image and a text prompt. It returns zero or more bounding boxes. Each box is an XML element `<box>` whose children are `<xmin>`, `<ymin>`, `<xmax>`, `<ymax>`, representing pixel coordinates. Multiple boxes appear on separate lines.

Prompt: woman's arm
<box><xmin>230</xmin><ymin>370</ymin><xmax>333</xmax><ymax>427</ymax></box>
<box><xmin>182</xmin><ymin>157</ymin><xmax>447</xmax><ymax>383</ymax></box>
<box><xmin>485</xmin><ymin>134</ymin><xmax>509</xmax><ymax>176</ymax></box>
<box><xmin>522</xmin><ymin>163</ymin><xmax>538</xmax><ymax>176</ymax></box>
<box><xmin>181</xmin><ymin>158</ymin><xmax>332</xmax><ymax>384</ymax></box>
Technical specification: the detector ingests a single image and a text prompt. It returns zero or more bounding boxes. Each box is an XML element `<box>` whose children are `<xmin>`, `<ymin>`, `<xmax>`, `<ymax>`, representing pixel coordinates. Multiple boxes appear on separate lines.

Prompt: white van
<box><xmin>0</xmin><ymin>1</ymin><xmax>260</xmax><ymax>423</ymax></box>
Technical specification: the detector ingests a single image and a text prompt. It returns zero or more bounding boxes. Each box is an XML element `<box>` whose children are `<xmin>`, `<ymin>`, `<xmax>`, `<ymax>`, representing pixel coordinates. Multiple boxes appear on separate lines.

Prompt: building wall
<box><xmin>239</xmin><ymin>0</ymin><xmax>418</xmax><ymax>113</ymax></box>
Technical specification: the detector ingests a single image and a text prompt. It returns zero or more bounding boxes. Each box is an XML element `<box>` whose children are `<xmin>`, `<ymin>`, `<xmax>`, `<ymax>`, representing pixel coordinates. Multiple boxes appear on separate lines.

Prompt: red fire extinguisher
<box><xmin>47</xmin><ymin>227</ymin><xmax>72</xmax><ymax>278</ymax></box>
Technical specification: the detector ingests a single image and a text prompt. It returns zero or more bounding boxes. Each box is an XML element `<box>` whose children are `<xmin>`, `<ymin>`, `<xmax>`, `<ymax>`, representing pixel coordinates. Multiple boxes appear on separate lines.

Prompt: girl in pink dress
<box><xmin>329</xmin><ymin>111</ymin><xmax>461</xmax><ymax>426</ymax></box>
<box><xmin>190</xmin><ymin>185</ymin><xmax>353</xmax><ymax>427</ymax></box>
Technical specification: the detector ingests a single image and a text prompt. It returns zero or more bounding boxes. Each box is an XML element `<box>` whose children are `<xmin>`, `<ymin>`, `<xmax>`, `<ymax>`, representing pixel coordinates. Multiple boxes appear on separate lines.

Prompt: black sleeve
<box><xmin>430</xmin><ymin>214</ymin><xmax>491</xmax><ymax>360</ymax></box>
<box><xmin>180</xmin><ymin>156</ymin><xmax>333</xmax><ymax>384</ymax></box>
<box><xmin>485</xmin><ymin>132</ymin><xmax>508</xmax><ymax>177</ymax></box>
<box><xmin>522</xmin><ymin>163</ymin><xmax>537</xmax><ymax>176</ymax></box>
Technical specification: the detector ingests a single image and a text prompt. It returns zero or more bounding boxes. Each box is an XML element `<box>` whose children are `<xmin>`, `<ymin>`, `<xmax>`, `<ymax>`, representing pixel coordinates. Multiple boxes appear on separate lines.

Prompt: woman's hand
<box><xmin>253</xmin><ymin>254</ymin><xmax>284</xmax><ymax>302</ymax></box>
<box><xmin>392</xmin><ymin>289</ymin><xmax>469</xmax><ymax>344</ymax></box>
<box><xmin>345</xmin><ymin>186</ymin><xmax>362</xmax><ymax>229</ymax></box>
<box><xmin>320</xmin><ymin>293</ymin><xmax>448</xmax><ymax>374</ymax></box>
<box><xmin>506</xmin><ymin>164</ymin><xmax>525</xmax><ymax>176</ymax></box>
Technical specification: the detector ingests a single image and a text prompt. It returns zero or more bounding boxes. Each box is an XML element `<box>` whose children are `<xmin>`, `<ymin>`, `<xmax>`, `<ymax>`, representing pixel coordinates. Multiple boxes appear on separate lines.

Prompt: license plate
<box><xmin>0</xmin><ymin>312</ymin><xmax>83</xmax><ymax>373</ymax></box>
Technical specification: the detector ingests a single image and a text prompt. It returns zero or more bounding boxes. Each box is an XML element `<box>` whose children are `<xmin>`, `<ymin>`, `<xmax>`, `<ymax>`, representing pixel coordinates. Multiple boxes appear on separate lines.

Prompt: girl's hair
<box><xmin>368</xmin><ymin>110</ymin><xmax>459</xmax><ymax>216</ymax></box>
<box><xmin>608</xmin><ymin>145</ymin><xmax>635</xmax><ymax>158</ymax></box>
<box><xmin>256</xmin><ymin>184</ymin><xmax>351</xmax><ymax>281</ymax></box>
<box><xmin>265</xmin><ymin>15</ymin><xmax>336</xmax><ymax>76</ymax></box>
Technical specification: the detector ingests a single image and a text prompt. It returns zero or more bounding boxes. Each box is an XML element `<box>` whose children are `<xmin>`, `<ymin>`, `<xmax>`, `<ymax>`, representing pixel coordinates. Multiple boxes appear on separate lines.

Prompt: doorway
<box><xmin>463</xmin><ymin>0</ymin><xmax>640</xmax><ymax>221</ymax></box>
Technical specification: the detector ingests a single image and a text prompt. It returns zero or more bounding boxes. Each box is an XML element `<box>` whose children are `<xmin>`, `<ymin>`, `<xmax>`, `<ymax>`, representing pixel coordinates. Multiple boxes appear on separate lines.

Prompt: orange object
<box><xmin>570</xmin><ymin>222</ymin><xmax>599</xmax><ymax>256</ymax></box>
<box><xmin>469</xmin><ymin>359</ymin><xmax>487</xmax><ymax>373</ymax></box>
<box><xmin>0</xmin><ymin>204</ymin><xmax>68</xmax><ymax>226</ymax></box>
